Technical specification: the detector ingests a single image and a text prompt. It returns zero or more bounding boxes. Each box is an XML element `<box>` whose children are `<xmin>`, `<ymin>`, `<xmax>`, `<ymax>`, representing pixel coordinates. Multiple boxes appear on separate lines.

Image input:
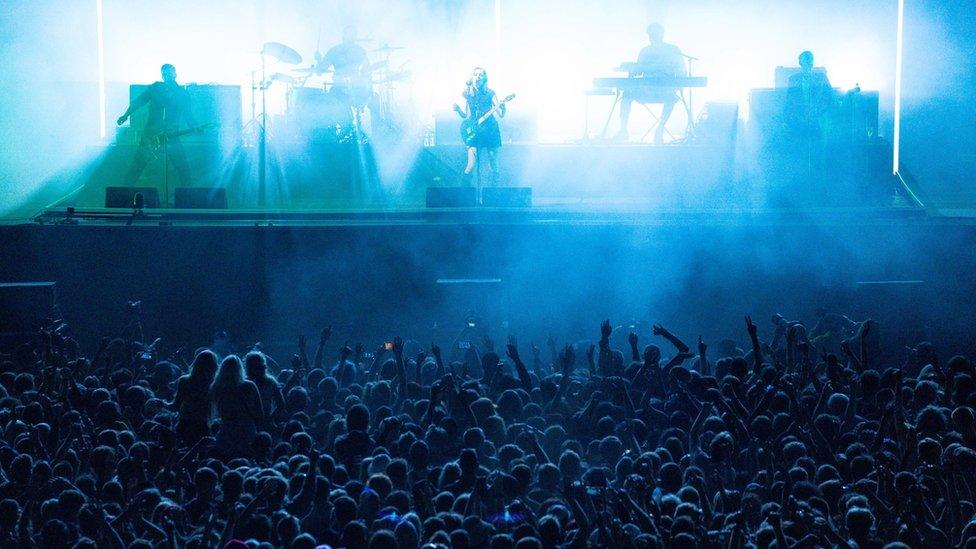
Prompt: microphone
<box><xmin>127</xmin><ymin>192</ymin><xmax>145</xmax><ymax>226</ymax></box>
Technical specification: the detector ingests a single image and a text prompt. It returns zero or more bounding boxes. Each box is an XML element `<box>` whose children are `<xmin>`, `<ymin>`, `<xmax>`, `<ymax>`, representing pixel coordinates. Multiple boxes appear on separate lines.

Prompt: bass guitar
<box><xmin>148</xmin><ymin>123</ymin><xmax>218</xmax><ymax>153</ymax></box>
<box><xmin>460</xmin><ymin>94</ymin><xmax>515</xmax><ymax>146</ymax></box>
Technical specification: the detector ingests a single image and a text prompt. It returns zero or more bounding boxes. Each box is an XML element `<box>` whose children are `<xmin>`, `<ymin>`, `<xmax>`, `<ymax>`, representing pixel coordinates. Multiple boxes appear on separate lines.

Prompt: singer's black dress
<box><xmin>464</xmin><ymin>88</ymin><xmax>502</xmax><ymax>149</ymax></box>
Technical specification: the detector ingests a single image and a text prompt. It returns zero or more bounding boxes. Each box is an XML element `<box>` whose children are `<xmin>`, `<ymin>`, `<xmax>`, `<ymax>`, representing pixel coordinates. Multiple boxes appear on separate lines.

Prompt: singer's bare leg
<box><xmin>485</xmin><ymin>148</ymin><xmax>499</xmax><ymax>187</ymax></box>
<box><xmin>464</xmin><ymin>147</ymin><xmax>477</xmax><ymax>179</ymax></box>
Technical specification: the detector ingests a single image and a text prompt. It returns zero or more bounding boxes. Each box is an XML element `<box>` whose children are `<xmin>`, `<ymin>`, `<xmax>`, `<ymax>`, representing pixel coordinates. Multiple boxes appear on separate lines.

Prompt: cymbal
<box><xmin>270</xmin><ymin>73</ymin><xmax>297</xmax><ymax>85</ymax></box>
<box><xmin>371</xmin><ymin>44</ymin><xmax>405</xmax><ymax>54</ymax></box>
<box><xmin>373</xmin><ymin>70</ymin><xmax>412</xmax><ymax>84</ymax></box>
<box><xmin>293</xmin><ymin>65</ymin><xmax>333</xmax><ymax>74</ymax></box>
<box><xmin>261</xmin><ymin>42</ymin><xmax>302</xmax><ymax>65</ymax></box>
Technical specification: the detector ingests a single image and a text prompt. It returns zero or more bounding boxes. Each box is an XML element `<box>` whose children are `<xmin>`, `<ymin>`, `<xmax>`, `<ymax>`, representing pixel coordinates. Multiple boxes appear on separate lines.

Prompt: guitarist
<box><xmin>117</xmin><ymin>63</ymin><xmax>197</xmax><ymax>186</ymax></box>
<box><xmin>453</xmin><ymin>67</ymin><xmax>505</xmax><ymax>188</ymax></box>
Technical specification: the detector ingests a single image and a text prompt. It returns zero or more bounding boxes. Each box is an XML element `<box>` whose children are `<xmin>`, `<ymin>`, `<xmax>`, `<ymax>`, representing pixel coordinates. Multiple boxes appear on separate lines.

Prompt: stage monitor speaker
<box><xmin>482</xmin><ymin>187</ymin><xmax>532</xmax><ymax>208</ymax></box>
<box><xmin>105</xmin><ymin>186</ymin><xmax>160</xmax><ymax>208</ymax></box>
<box><xmin>174</xmin><ymin>187</ymin><xmax>228</xmax><ymax>209</ymax></box>
<box><xmin>427</xmin><ymin>187</ymin><xmax>477</xmax><ymax>208</ymax></box>
<box><xmin>0</xmin><ymin>282</ymin><xmax>57</xmax><ymax>335</ymax></box>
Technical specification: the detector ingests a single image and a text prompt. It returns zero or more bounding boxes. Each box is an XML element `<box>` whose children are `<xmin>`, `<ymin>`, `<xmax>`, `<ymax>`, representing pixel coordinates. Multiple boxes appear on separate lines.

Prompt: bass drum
<box><xmin>287</xmin><ymin>87</ymin><xmax>352</xmax><ymax>134</ymax></box>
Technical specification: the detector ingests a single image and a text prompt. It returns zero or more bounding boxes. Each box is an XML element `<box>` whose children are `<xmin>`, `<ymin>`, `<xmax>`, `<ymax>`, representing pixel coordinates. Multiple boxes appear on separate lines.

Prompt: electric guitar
<box><xmin>460</xmin><ymin>94</ymin><xmax>515</xmax><ymax>146</ymax></box>
<box><xmin>148</xmin><ymin>123</ymin><xmax>218</xmax><ymax>152</ymax></box>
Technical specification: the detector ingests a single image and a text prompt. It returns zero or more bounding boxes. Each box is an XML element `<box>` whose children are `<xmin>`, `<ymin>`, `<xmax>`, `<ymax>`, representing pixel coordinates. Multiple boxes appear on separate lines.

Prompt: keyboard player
<box><xmin>615</xmin><ymin>23</ymin><xmax>685</xmax><ymax>144</ymax></box>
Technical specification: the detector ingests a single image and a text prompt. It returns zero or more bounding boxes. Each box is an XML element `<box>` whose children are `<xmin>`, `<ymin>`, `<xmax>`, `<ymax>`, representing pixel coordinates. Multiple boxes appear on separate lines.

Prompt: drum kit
<box><xmin>251</xmin><ymin>39</ymin><xmax>412</xmax><ymax>144</ymax></box>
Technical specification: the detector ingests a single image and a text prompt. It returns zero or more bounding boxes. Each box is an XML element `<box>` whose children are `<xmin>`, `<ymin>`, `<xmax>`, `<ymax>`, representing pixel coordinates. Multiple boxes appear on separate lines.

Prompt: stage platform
<box><xmin>28</xmin><ymin>203</ymin><xmax>929</xmax><ymax>228</ymax></box>
<box><xmin>36</xmin><ymin>132</ymin><xmax>905</xmax><ymax>213</ymax></box>
<box><xmin>3</xmin><ymin>202</ymin><xmax>972</xmax><ymax>361</ymax></box>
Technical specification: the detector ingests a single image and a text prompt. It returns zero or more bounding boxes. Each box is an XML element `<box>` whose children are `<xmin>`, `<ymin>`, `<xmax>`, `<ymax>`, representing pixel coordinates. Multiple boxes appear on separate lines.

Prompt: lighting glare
<box><xmin>96</xmin><ymin>0</ymin><xmax>106</xmax><ymax>139</ymax></box>
<box><xmin>494</xmin><ymin>0</ymin><xmax>502</xmax><ymax>82</ymax></box>
<box><xmin>893</xmin><ymin>0</ymin><xmax>905</xmax><ymax>175</ymax></box>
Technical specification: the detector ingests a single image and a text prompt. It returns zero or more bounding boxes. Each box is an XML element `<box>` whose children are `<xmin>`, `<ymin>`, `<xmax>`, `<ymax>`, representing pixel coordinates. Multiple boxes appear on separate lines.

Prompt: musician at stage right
<box><xmin>453</xmin><ymin>67</ymin><xmax>505</xmax><ymax>187</ymax></box>
<box><xmin>616</xmin><ymin>23</ymin><xmax>685</xmax><ymax>145</ymax></box>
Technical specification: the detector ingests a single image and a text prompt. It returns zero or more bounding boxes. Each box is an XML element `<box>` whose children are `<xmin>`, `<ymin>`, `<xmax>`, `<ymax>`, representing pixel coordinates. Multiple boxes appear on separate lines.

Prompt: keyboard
<box><xmin>592</xmin><ymin>76</ymin><xmax>708</xmax><ymax>90</ymax></box>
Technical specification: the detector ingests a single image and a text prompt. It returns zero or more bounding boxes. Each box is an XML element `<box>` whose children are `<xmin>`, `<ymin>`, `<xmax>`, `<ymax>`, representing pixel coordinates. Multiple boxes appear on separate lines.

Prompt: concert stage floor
<box><xmin>29</xmin><ymin>203</ymin><xmax>927</xmax><ymax>228</ymax></box>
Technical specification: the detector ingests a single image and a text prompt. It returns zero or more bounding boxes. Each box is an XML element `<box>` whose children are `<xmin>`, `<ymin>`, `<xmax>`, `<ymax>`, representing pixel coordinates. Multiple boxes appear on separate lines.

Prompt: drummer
<box><xmin>317</xmin><ymin>25</ymin><xmax>372</xmax><ymax>107</ymax></box>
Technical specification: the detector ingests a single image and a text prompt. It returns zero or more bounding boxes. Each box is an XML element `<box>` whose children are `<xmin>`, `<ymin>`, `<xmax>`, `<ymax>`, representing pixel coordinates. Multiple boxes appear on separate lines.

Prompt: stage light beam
<box><xmin>96</xmin><ymin>0</ymin><xmax>106</xmax><ymax>139</ymax></box>
<box><xmin>893</xmin><ymin>0</ymin><xmax>905</xmax><ymax>175</ymax></box>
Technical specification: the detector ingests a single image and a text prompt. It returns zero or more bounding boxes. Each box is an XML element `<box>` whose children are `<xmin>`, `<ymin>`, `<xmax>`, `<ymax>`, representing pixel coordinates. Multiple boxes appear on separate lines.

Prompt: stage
<box><xmin>1</xmin><ymin>114</ymin><xmax>956</xmax><ymax>359</ymax></box>
<box><xmin>34</xmin><ymin>130</ymin><xmax>906</xmax><ymax>214</ymax></box>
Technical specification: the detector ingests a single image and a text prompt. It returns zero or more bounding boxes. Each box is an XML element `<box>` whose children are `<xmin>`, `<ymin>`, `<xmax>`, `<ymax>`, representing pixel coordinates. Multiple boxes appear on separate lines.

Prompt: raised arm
<box><xmin>653</xmin><ymin>323</ymin><xmax>690</xmax><ymax>354</ymax></box>
<box><xmin>314</xmin><ymin>326</ymin><xmax>331</xmax><ymax>370</ymax></box>
<box><xmin>507</xmin><ymin>336</ymin><xmax>533</xmax><ymax>393</ymax></box>
<box><xmin>431</xmin><ymin>343</ymin><xmax>446</xmax><ymax>379</ymax></box>
<box><xmin>393</xmin><ymin>336</ymin><xmax>407</xmax><ymax>397</ymax></box>
<box><xmin>745</xmin><ymin>316</ymin><xmax>763</xmax><ymax>375</ymax></box>
<box><xmin>628</xmin><ymin>332</ymin><xmax>641</xmax><ymax>363</ymax></box>
<box><xmin>598</xmin><ymin>320</ymin><xmax>613</xmax><ymax>376</ymax></box>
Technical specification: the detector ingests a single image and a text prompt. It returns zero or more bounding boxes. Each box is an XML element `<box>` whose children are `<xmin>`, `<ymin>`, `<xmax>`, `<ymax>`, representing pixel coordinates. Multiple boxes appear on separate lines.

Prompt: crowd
<box><xmin>0</xmin><ymin>309</ymin><xmax>974</xmax><ymax>549</ymax></box>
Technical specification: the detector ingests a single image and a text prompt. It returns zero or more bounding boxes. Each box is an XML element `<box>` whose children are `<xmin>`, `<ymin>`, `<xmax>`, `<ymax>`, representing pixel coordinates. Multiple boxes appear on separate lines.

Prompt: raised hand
<box><xmin>320</xmin><ymin>326</ymin><xmax>332</xmax><ymax>343</ymax></box>
<box><xmin>653</xmin><ymin>323</ymin><xmax>665</xmax><ymax>336</ymax></box>
<box><xmin>298</xmin><ymin>334</ymin><xmax>307</xmax><ymax>356</ymax></box>
<box><xmin>560</xmin><ymin>344</ymin><xmax>575</xmax><ymax>372</ymax></box>
<box><xmin>393</xmin><ymin>336</ymin><xmax>405</xmax><ymax>358</ymax></box>
<box><xmin>601</xmin><ymin>320</ymin><xmax>613</xmax><ymax>340</ymax></box>
<box><xmin>628</xmin><ymin>332</ymin><xmax>638</xmax><ymax>348</ymax></box>
<box><xmin>431</xmin><ymin>343</ymin><xmax>442</xmax><ymax>360</ymax></box>
<box><xmin>586</xmin><ymin>344</ymin><xmax>596</xmax><ymax>363</ymax></box>
<box><xmin>745</xmin><ymin>315</ymin><xmax>758</xmax><ymax>338</ymax></box>
<box><xmin>698</xmin><ymin>336</ymin><xmax>707</xmax><ymax>356</ymax></box>
<box><xmin>339</xmin><ymin>345</ymin><xmax>353</xmax><ymax>362</ymax></box>
<box><xmin>506</xmin><ymin>336</ymin><xmax>520</xmax><ymax>361</ymax></box>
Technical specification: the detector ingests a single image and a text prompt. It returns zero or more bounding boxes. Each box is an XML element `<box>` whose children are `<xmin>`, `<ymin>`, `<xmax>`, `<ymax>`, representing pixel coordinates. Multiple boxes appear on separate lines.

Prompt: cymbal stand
<box><xmin>683</xmin><ymin>54</ymin><xmax>699</xmax><ymax>139</ymax></box>
<box><xmin>242</xmin><ymin>57</ymin><xmax>272</xmax><ymax>207</ymax></box>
